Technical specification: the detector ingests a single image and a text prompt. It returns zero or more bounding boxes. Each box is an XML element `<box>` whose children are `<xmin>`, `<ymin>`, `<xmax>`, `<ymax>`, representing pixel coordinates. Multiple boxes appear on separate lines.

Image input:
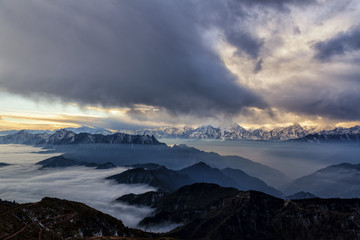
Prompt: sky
<box><xmin>1</xmin><ymin>0</ymin><xmax>360</xmax><ymax>130</ymax></box>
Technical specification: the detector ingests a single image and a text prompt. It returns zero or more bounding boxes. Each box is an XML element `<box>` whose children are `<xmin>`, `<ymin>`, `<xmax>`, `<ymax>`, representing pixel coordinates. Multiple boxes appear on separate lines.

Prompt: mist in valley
<box><xmin>162</xmin><ymin>139</ymin><xmax>360</xmax><ymax>179</ymax></box>
<box><xmin>1</xmin><ymin>140</ymin><xmax>360</xmax><ymax>232</ymax></box>
<box><xmin>0</xmin><ymin>145</ymin><xmax>157</xmax><ymax>229</ymax></box>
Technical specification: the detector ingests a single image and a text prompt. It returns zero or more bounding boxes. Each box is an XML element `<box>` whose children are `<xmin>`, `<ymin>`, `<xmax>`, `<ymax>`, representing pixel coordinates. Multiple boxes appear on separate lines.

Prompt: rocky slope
<box><xmin>0</xmin><ymin>197</ymin><xmax>164</xmax><ymax>240</ymax></box>
<box><xmin>295</xmin><ymin>133</ymin><xmax>360</xmax><ymax>143</ymax></box>
<box><xmin>0</xmin><ymin>130</ymin><xmax>50</xmax><ymax>144</ymax></box>
<box><xmin>2</xmin><ymin>185</ymin><xmax>360</xmax><ymax>240</ymax></box>
<box><xmin>117</xmin><ymin>183</ymin><xmax>360</xmax><ymax>240</ymax></box>
<box><xmin>169</xmin><ymin>190</ymin><xmax>360</xmax><ymax>240</ymax></box>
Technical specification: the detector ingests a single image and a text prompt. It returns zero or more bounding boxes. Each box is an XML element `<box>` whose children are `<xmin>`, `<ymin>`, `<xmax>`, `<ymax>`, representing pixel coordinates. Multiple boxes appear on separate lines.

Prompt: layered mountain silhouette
<box><xmin>283</xmin><ymin>162</ymin><xmax>360</xmax><ymax>198</ymax></box>
<box><xmin>0</xmin><ymin>129</ymin><xmax>295</xmax><ymax>187</ymax></box>
<box><xmin>108</xmin><ymin>162</ymin><xmax>282</xmax><ymax>197</ymax></box>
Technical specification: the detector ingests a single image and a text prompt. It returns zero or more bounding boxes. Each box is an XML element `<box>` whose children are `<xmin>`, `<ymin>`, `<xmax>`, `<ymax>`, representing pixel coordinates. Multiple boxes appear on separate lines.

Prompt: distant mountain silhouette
<box><xmin>285</xmin><ymin>191</ymin><xmax>319</xmax><ymax>200</ymax></box>
<box><xmin>109</xmin><ymin>162</ymin><xmax>282</xmax><ymax>197</ymax></box>
<box><xmin>0</xmin><ymin>129</ymin><xmax>164</xmax><ymax>145</ymax></box>
<box><xmin>36</xmin><ymin>155</ymin><xmax>116</xmax><ymax>169</ymax></box>
<box><xmin>283</xmin><ymin>162</ymin><xmax>360</xmax><ymax>198</ymax></box>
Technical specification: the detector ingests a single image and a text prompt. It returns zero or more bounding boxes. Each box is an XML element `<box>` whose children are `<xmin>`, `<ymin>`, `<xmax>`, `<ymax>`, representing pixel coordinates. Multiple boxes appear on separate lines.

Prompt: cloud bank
<box><xmin>0</xmin><ymin>145</ymin><xmax>156</xmax><ymax>228</ymax></box>
<box><xmin>0</xmin><ymin>0</ymin><xmax>359</xmax><ymax>127</ymax></box>
<box><xmin>0</xmin><ymin>0</ymin><xmax>267</xmax><ymax>117</ymax></box>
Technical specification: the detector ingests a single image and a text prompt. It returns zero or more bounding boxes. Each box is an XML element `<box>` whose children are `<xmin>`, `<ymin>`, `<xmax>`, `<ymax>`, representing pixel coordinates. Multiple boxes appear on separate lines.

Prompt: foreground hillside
<box><xmin>0</xmin><ymin>198</ymin><xmax>171</xmax><ymax>240</ymax></box>
<box><xmin>2</xmin><ymin>183</ymin><xmax>360</xmax><ymax>239</ymax></box>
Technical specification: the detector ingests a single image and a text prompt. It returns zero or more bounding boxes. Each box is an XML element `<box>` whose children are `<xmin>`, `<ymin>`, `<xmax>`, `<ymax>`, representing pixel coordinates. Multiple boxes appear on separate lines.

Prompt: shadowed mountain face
<box><xmin>169</xmin><ymin>191</ymin><xmax>360</xmax><ymax>240</ymax></box>
<box><xmin>285</xmin><ymin>191</ymin><xmax>319</xmax><ymax>200</ymax></box>
<box><xmin>0</xmin><ymin>197</ymin><xmax>161</xmax><ymax>240</ymax></box>
<box><xmin>178</xmin><ymin>162</ymin><xmax>238</xmax><ymax>187</ymax></box>
<box><xmin>107</xmin><ymin>162</ymin><xmax>282</xmax><ymax>197</ymax></box>
<box><xmin>295</xmin><ymin>133</ymin><xmax>360</xmax><ymax>143</ymax></box>
<box><xmin>283</xmin><ymin>163</ymin><xmax>360</xmax><ymax>198</ymax></box>
<box><xmin>116</xmin><ymin>183</ymin><xmax>360</xmax><ymax>240</ymax></box>
<box><xmin>2</xmin><ymin>184</ymin><xmax>360</xmax><ymax>240</ymax></box>
<box><xmin>137</xmin><ymin>183</ymin><xmax>240</xmax><ymax>227</ymax></box>
<box><xmin>106</xmin><ymin>166</ymin><xmax>194</xmax><ymax>192</ymax></box>
<box><xmin>117</xmin><ymin>191</ymin><xmax>169</xmax><ymax>207</ymax></box>
<box><xmin>221</xmin><ymin>167</ymin><xmax>282</xmax><ymax>197</ymax></box>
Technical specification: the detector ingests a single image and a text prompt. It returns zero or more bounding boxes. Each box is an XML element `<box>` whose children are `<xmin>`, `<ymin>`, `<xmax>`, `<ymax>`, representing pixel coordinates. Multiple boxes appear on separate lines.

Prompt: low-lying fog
<box><xmin>2</xmin><ymin>141</ymin><xmax>360</xmax><ymax>231</ymax></box>
<box><xmin>0</xmin><ymin>145</ymin><xmax>157</xmax><ymax>230</ymax></box>
<box><xmin>161</xmin><ymin>139</ymin><xmax>360</xmax><ymax>178</ymax></box>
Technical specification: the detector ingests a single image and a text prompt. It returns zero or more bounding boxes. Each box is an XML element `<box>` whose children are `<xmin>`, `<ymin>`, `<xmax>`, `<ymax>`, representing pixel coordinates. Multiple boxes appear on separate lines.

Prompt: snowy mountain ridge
<box><xmin>119</xmin><ymin>123</ymin><xmax>314</xmax><ymax>141</ymax></box>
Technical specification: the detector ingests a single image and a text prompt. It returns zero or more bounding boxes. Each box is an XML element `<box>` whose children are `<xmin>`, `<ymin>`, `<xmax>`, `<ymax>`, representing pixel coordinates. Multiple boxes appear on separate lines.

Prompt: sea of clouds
<box><xmin>0</xmin><ymin>144</ymin><xmax>161</xmax><ymax>229</ymax></box>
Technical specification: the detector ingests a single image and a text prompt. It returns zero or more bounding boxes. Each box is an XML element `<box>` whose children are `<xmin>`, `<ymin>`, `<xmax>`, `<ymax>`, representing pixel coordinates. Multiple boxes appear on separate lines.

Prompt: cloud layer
<box><xmin>0</xmin><ymin>0</ymin><xmax>267</xmax><ymax>117</ymax></box>
<box><xmin>0</xmin><ymin>0</ymin><xmax>359</xmax><ymax>127</ymax></box>
<box><xmin>0</xmin><ymin>145</ymin><xmax>155</xmax><ymax>228</ymax></box>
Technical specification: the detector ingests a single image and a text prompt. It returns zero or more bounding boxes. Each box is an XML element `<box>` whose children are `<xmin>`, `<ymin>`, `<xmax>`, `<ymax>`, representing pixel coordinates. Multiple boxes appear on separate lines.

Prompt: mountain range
<box><xmin>2</xmin><ymin>124</ymin><xmax>360</xmax><ymax>142</ymax></box>
<box><xmin>126</xmin><ymin>124</ymin><xmax>360</xmax><ymax>142</ymax></box>
<box><xmin>282</xmin><ymin>162</ymin><xmax>360</xmax><ymax>198</ymax></box>
<box><xmin>0</xmin><ymin>131</ymin><xmax>290</xmax><ymax>187</ymax></box>
<box><xmin>107</xmin><ymin>162</ymin><xmax>282</xmax><ymax>197</ymax></box>
<box><xmin>0</xmin><ymin>129</ymin><xmax>163</xmax><ymax>145</ymax></box>
<box><xmin>2</xmin><ymin>183</ymin><xmax>360</xmax><ymax>239</ymax></box>
<box><xmin>119</xmin><ymin>183</ymin><xmax>360</xmax><ymax>240</ymax></box>
<box><xmin>120</xmin><ymin>123</ymin><xmax>311</xmax><ymax>141</ymax></box>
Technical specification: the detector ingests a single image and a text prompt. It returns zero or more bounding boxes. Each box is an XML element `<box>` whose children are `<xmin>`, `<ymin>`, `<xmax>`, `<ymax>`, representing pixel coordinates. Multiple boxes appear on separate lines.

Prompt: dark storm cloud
<box><xmin>270</xmin><ymin>76</ymin><xmax>360</xmax><ymax>121</ymax></box>
<box><xmin>0</xmin><ymin>0</ymin><xmax>274</xmax><ymax>117</ymax></box>
<box><xmin>314</xmin><ymin>26</ymin><xmax>360</xmax><ymax>61</ymax></box>
<box><xmin>226</xmin><ymin>29</ymin><xmax>264</xmax><ymax>59</ymax></box>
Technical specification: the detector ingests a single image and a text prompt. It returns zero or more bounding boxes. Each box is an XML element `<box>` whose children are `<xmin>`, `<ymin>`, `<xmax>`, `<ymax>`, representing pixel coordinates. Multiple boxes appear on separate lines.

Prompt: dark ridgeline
<box><xmin>295</xmin><ymin>133</ymin><xmax>360</xmax><ymax>143</ymax></box>
<box><xmin>36</xmin><ymin>155</ymin><xmax>116</xmax><ymax>169</ymax></box>
<box><xmin>0</xmin><ymin>197</ymin><xmax>160</xmax><ymax>240</ymax></box>
<box><xmin>0</xmin><ymin>129</ymin><xmax>164</xmax><ymax>145</ymax></box>
<box><xmin>2</xmin><ymin>183</ymin><xmax>359</xmax><ymax>239</ymax></box>
<box><xmin>119</xmin><ymin>183</ymin><xmax>360</xmax><ymax>240</ymax></box>
<box><xmin>108</xmin><ymin>162</ymin><xmax>282</xmax><ymax>197</ymax></box>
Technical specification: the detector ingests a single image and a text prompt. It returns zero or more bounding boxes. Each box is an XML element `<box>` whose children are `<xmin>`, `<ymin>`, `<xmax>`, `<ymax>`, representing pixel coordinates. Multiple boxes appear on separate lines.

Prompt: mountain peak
<box><xmin>190</xmin><ymin>161</ymin><xmax>211</xmax><ymax>168</ymax></box>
